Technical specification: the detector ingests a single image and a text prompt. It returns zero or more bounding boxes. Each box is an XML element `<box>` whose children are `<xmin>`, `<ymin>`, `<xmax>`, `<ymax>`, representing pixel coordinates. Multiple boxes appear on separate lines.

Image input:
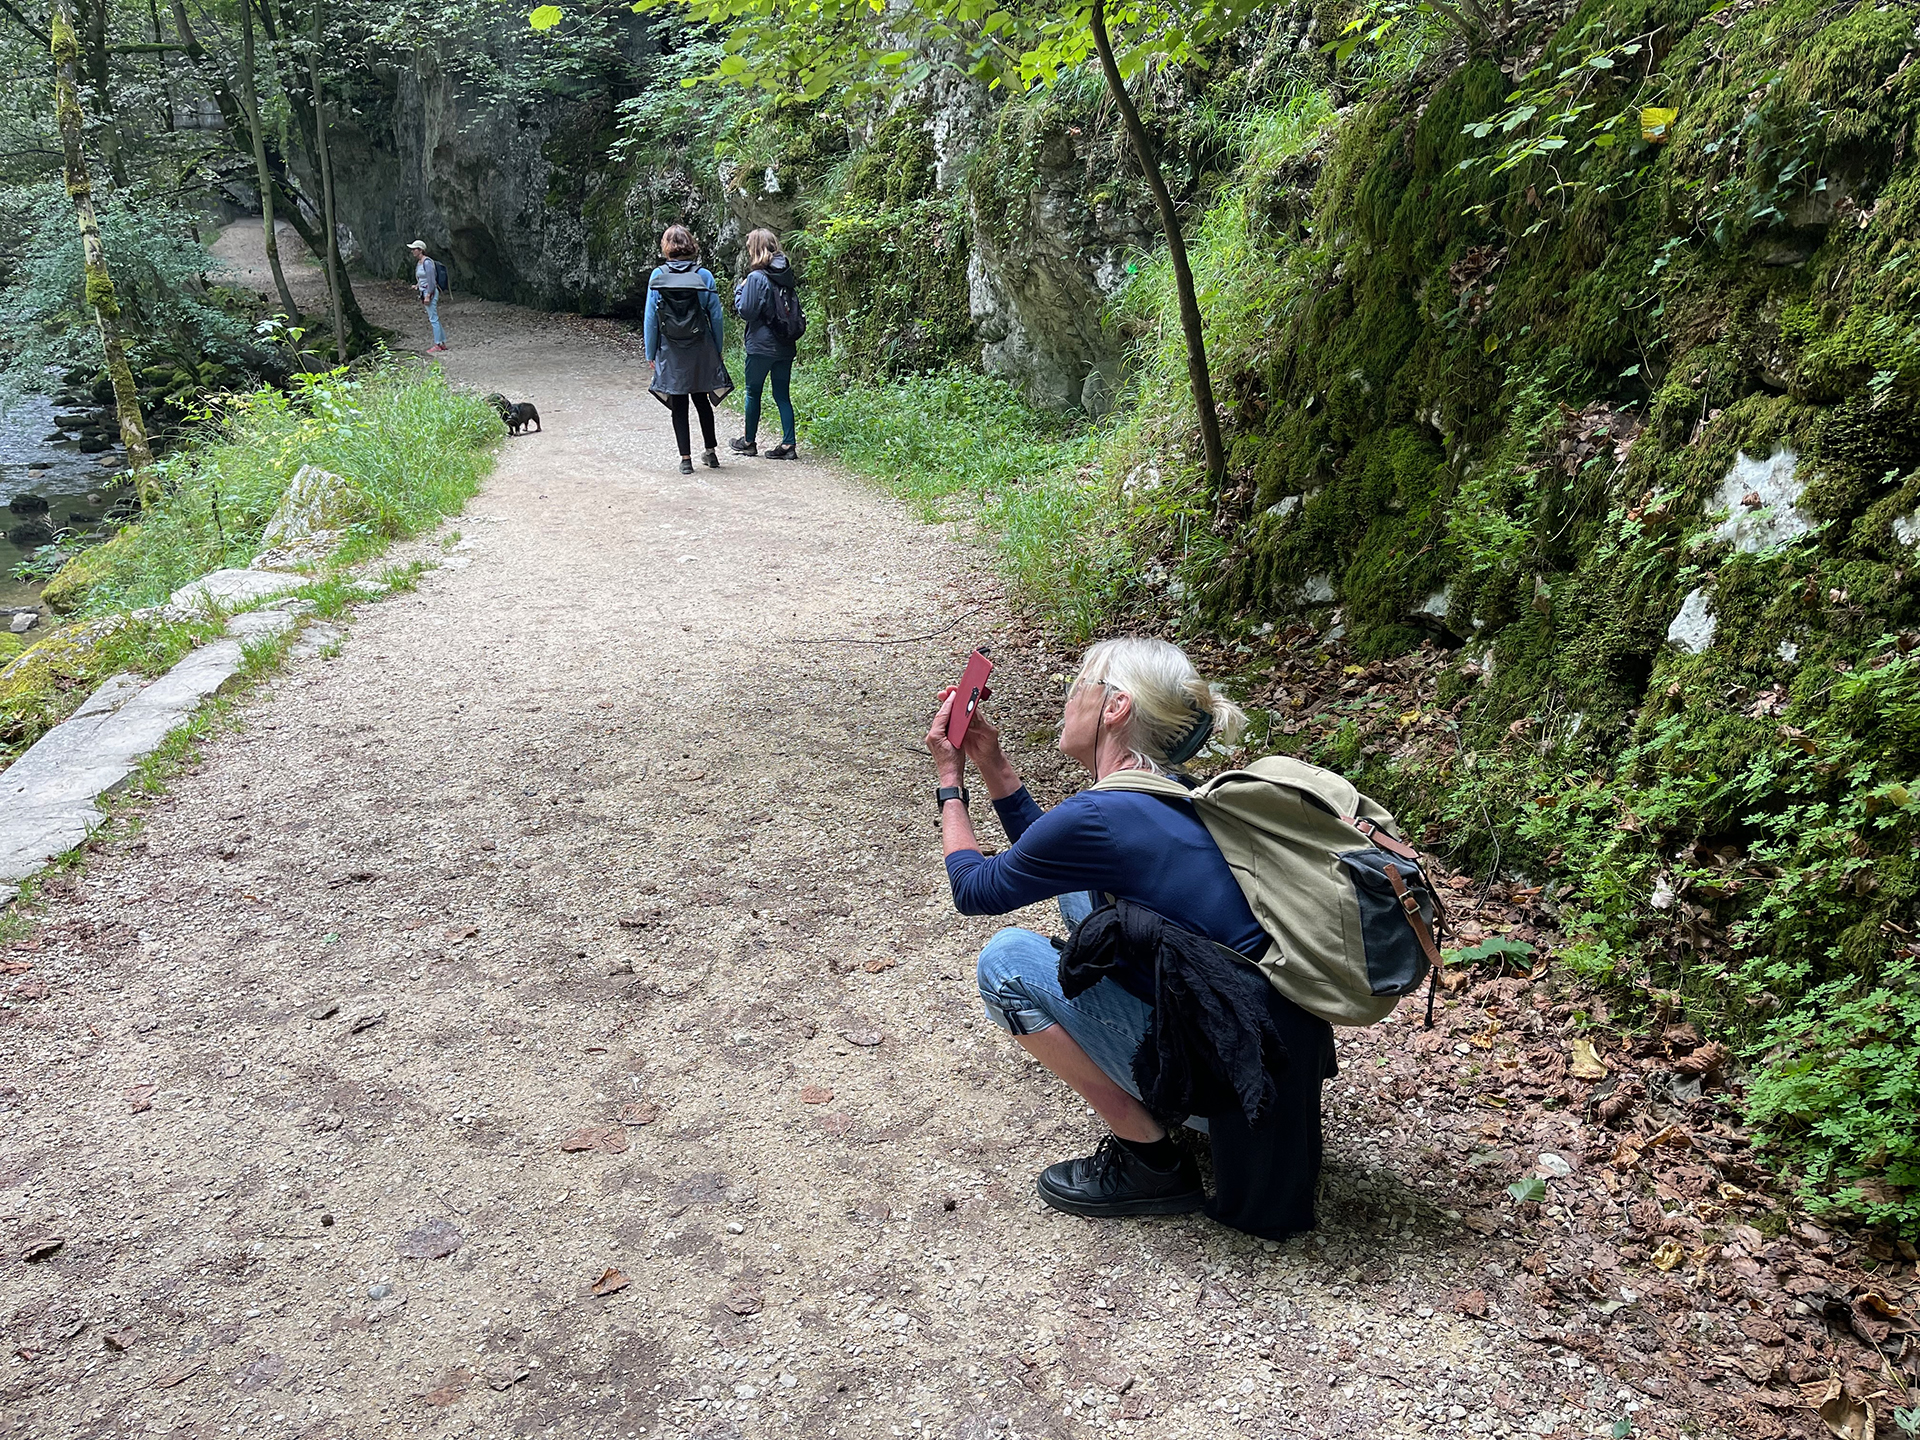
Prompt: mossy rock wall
<box><xmin>1129</xmin><ymin>0</ymin><xmax>1920</xmax><ymax>1231</ymax></box>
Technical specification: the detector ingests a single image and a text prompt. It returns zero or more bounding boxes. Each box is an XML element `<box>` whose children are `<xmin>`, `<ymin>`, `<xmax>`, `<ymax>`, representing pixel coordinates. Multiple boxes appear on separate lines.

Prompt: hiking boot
<box><xmin>678</xmin><ymin>455</ymin><xmax>694</xmax><ymax>474</ymax></box>
<box><xmin>764</xmin><ymin>441</ymin><xmax>798</xmax><ymax>460</ymax></box>
<box><xmin>1034</xmin><ymin>1135</ymin><xmax>1204</xmax><ymax>1218</ymax></box>
<box><xmin>702</xmin><ymin>449</ymin><xmax>720</xmax><ymax>469</ymax></box>
<box><xmin>729</xmin><ymin>436</ymin><xmax>757</xmax><ymax>456</ymax></box>
<box><xmin>427</xmin><ymin>344</ymin><xmax>447</xmax><ymax>354</ymax></box>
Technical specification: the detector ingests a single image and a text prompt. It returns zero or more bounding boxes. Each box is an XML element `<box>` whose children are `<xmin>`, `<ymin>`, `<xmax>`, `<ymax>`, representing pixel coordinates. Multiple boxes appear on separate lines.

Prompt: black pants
<box><xmin>668</xmin><ymin>392</ymin><xmax>716</xmax><ymax>457</ymax></box>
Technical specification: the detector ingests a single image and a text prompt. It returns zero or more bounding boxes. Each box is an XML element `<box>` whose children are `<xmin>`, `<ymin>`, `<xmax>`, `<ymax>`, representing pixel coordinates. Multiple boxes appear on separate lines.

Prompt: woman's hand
<box><xmin>926</xmin><ymin>689</ymin><xmax>966</xmax><ymax>789</ymax></box>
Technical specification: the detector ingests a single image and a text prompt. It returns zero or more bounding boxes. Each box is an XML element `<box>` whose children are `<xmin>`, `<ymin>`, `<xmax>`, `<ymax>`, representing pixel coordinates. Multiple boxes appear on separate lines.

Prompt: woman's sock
<box><xmin>1115</xmin><ymin>1134</ymin><xmax>1181</xmax><ymax>1171</ymax></box>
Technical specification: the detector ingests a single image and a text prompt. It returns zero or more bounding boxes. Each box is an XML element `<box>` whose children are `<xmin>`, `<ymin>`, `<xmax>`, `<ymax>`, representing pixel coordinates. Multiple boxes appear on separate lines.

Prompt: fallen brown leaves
<box><xmin>590</xmin><ymin>1268</ymin><xmax>630</xmax><ymax>1297</ymax></box>
<box><xmin>560</xmin><ymin>1126</ymin><xmax>628</xmax><ymax>1155</ymax></box>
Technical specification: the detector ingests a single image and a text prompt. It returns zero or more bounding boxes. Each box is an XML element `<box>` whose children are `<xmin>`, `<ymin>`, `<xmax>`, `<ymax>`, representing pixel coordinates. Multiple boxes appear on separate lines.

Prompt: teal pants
<box><xmin>743</xmin><ymin>354</ymin><xmax>794</xmax><ymax>444</ymax></box>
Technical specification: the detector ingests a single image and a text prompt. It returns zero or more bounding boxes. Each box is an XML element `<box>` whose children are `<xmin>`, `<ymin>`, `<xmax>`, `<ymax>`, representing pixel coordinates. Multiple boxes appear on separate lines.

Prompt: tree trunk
<box><xmin>50</xmin><ymin>0</ymin><xmax>157</xmax><ymax>508</ymax></box>
<box><xmin>76</xmin><ymin>0</ymin><xmax>126</xmax><ymax>185</ymax></box>
<box><xmin>146</xmin><ymin>0</ymin><xmax>174</xmax><ymax>132</ymax></box>
<box><xmin>1087</xmin><ymin>0</ymin><xmax>1225</xmax><ymax>485</ymax></box>
<box><xmin>307</xmin><ymin>0</ymin><xmax>346</xmax><ymax>364</ymax></box>
<box><xmin>238</xmin><ymin>0</ymin><xmax>299</xmax><ymax>319</ymax></box>
<box><xmin>166</xmin><ymin>0</ymin><xmax>368</xmax><ymax>345</ymax></box>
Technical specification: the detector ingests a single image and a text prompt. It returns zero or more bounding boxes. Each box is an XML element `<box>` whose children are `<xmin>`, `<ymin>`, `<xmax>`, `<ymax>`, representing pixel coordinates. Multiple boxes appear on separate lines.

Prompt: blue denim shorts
<box><xmin>976</xmin><ymin>893</ymin><xmax>1206</xmax><ymax>1131</ymax></box>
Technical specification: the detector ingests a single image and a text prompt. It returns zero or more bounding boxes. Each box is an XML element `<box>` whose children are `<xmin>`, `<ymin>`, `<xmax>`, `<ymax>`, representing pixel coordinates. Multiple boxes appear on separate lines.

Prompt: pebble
<box><xmin>368</xmin><ymin>1282</ymin><xmax>393</xmax><ymax>1300</ymax></box>
<box><xmin>10</xmin><ymin>612</ymin><xmax>35</xmax><ymax>633</ymax></box>
<box><xmin>726</xmin><ymin>1221</ymin><xmax>745</xmax><ymax>1235</ymax></box>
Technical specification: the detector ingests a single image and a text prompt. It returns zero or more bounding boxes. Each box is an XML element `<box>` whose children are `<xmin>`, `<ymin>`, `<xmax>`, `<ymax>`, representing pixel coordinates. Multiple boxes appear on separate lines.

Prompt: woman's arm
<box><xmin>947</xmin><ymin>797</ymin><xmax>1116</xmax><ymax>916</ymax></box>
<box><xmin>705</xmin><ymin>271</ymin><xmax>725</xmax><ymax>351</ymax></box>
<box><xmin>643</xmin><ymin>284</ymin><xmax>658</xmax><ymax>361</ymax></box>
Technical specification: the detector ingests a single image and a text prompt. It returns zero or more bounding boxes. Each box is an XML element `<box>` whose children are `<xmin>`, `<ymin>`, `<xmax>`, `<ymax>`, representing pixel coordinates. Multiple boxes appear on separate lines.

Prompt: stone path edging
<box><xmin>0</xmin><ymin>606</ymin><xmax>339</xmax><ymax>904</ymax></box>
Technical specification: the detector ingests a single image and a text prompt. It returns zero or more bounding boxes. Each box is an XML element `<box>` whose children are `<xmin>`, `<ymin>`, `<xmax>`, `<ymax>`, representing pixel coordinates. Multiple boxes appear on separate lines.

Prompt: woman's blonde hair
<box><xmin>661</xmin><ymin>224</ymin><xmax>699</xmax><ymax>260</ymax></box>
<box><xmin>1074</xmin><ymin>637</ymin><xmax>1246</xmax><ymax>772</ymax></box>
<box><xmin>745</xmin><ymin>228</ymin><xmax>784</xmax><ymax>270</ymax></box>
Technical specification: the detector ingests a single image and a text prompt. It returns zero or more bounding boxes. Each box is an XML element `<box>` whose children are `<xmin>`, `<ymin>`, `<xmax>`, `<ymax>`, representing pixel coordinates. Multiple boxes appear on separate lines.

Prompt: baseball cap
<box><xmin>407</xmin><ymin>239</ymin><xmax>427</xmax><ymax>251</ymax></box>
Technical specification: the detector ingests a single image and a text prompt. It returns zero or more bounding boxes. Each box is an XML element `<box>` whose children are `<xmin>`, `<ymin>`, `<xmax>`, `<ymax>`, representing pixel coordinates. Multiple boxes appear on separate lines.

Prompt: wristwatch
<box><xmin>935</xmin><ymin>785</ymin><xmax>970</xmax><ymax>811</ymax></box>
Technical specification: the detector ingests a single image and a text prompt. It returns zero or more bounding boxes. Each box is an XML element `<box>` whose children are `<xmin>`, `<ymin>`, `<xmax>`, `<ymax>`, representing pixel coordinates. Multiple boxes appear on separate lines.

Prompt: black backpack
<box><xmin>651</xmin><ymin>267</ymin><xmax>710</xmax><ymax>346</ymax></box>
<box><xmin>432</xmin><ymin>259</ymin><xmax>449</xmax><ymax>295</ymax></box>
<box><xmin>764</xmin><ymin>279</ymin><xmax>806</xmax><ymax>342</ymax></box>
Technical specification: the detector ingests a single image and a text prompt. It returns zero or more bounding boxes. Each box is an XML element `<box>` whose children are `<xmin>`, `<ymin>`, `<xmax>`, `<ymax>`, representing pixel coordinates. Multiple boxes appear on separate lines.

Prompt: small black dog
<box><xmin>483</xmin><ymin>392</ymin><xmax>542</xmax><ymax>435</ymax></box>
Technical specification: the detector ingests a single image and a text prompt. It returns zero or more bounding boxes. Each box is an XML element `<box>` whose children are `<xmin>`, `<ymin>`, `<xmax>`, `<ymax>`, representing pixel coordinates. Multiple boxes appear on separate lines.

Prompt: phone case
<box><xmin>947</xmin><ymin>651</ymin><xmax>996</xmax><ymax>747</ymax></box>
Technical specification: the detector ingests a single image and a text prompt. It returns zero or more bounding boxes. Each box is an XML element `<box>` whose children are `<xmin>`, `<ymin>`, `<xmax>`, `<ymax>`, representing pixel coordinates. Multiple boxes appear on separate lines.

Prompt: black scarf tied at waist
<box><xmin>1057</xmin><ymin>899</ymin><xmax>1290</xmax><ymax>1127</ymax></box>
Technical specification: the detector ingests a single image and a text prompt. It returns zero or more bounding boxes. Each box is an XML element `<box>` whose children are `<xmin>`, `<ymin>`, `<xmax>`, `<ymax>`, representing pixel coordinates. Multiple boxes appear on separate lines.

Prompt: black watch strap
<box><xmin>935</xmin><ymin>785</ymin><xmax>970</xmax><ymax>811</ymax></box>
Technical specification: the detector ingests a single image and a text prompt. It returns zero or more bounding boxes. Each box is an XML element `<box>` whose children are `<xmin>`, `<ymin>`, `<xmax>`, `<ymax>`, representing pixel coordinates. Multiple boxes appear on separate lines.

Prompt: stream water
<box><xmin>0</xmin><ymin>394</ymin><xmax>126</xmax><ymax>611</ymax></box>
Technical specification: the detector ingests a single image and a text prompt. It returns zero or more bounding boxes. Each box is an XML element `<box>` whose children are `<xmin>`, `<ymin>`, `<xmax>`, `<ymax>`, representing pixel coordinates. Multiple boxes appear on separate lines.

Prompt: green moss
<box><xmin>41</xmin><ymin>526</ymin><xmax>142</xmax><ymax>613</ymax></box>
<box><xmin>801</xmin><ymin>106</ymin><xmax>974</xmax><ymax>378</ymax></box>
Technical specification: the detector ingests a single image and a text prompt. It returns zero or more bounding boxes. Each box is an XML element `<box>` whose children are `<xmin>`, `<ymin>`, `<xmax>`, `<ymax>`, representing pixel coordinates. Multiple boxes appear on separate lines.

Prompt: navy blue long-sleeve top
<box><xmin>947</xmin><ymin>786</ymin><xmax>1268</xmax><ymax>984</ymax></box>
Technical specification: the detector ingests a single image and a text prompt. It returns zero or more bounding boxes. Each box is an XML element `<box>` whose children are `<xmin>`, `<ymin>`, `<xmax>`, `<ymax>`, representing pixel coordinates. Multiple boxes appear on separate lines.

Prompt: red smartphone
<box><xmin>947</xmin><ymin>649</ymin><xmax>995</xmax><ymax>747</ymax></box>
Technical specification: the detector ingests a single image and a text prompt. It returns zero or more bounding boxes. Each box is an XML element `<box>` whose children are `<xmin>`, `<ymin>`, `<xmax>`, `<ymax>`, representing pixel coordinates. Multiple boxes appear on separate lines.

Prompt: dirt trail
<box><xmin>0</xmin><ymin>229</ymin><xmax>1652</xmax><ymax>1440</ymax></box>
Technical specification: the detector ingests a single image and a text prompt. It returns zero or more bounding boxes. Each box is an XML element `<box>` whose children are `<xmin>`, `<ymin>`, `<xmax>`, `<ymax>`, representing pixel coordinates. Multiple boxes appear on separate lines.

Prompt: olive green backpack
<box><xmin>1093</xmin><ymin>756</ymin><xmax>1447</xmax><ymax>1027</ymax></box>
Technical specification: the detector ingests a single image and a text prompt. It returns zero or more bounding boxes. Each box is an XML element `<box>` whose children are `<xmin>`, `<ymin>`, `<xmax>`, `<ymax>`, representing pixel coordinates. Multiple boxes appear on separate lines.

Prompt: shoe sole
<box><xmin>1034</xmin><ymin>1176</ymin><xmax>1205</xmax><ymax>1218</ymax></box>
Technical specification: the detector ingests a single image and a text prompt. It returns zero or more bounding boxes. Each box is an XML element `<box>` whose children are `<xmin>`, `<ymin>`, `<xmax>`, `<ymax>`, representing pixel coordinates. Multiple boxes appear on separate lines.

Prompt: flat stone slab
<box><xmin>168</xmin><ymin>568</ymin><xmax>307</xmax><ymax>614</ymax></box>
<box><xmin>1</xmin><ymin>609</ymin><xmax>302</xmax><ymax>904</ymax></box>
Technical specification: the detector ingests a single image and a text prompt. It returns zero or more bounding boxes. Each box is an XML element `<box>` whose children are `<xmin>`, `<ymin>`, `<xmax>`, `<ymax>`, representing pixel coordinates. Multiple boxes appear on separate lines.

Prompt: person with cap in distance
<box><xmin>408</xmin><ymin>240</ymin><xmax>446</xmax><ymax>354</ymax></box>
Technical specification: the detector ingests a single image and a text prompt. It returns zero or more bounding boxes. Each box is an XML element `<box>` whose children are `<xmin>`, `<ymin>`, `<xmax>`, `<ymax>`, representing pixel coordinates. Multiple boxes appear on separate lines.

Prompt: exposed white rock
<box><xmin>1713</xmin><ymin>448</ymin><xmax>1813</xmax><ymax>554</ymax></box>
<box><xmin>0</xmin><ymin>609</ymin><xmax>321</xmax><ymax>903</ymax></box>
<box><xmin>1300</xmin><ymin>574</ymin><xmax>1336</xmax><ymax>605</ymax></box>
<box><xmin>1778</xmin><ymin>640</ymin><xmax>1800</xmax><ymax>663</ymax></box>
<box><xmin>168</xmin><ymin>568</ymin><xmax>306</xmax><ymax>614</ymax></box>
<box><xmin>1417</xmin><ymin>590</ymin><xmax>1449</xmax><ymax>618</ymax></box>
<box><xmin>1667</xmin><ymin>588</ymin><xmax>1717</xmax><ymax>653</ymax></box>
<box><xmin>1894</xmin><ymin>512</ymin><xmax>1920</xmax><ymax>547</ymax></box>
<box><xmin>251</xmin><ymin>463</ymin><xmax>360</xmax><ymax>571</ymax></box>
<box><xmin>1267</xmin><ymin>495</ymin><xmax>1303</xmax><ymax>521</ymax></box>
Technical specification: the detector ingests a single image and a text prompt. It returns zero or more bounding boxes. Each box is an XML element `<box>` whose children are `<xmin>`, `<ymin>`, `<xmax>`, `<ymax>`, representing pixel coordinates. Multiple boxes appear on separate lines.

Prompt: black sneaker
<box><xmin>678</xmin><ymin>455</ymin><xmax>693</xmax><ymax>474</ymax></box>
<box><xmin>702</xmin><ymin>449</ymin><xmax>720</xmax><ymax>469</ymax></box>
<box><xmin>1035</xmin><ymin>1135</ymin><xmax>1204</xmax><ymax>1218</ymax></box>
<box><xmin>729</xmin><ymin>436</ymin><xmax>757</xmax><ymax>455</ymax></box>
<box><xmin>764</xmin><ymin>441</ymin><xmax>798</xmax><ymax>460</ymax></box>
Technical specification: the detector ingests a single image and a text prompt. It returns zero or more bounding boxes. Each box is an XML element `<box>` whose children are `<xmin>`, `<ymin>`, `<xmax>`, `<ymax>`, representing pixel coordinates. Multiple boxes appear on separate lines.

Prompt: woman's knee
<box><xmin>976</xmin><ymin>927</ymin><xmax>1061</xmax><ymax>1036</ymax></box>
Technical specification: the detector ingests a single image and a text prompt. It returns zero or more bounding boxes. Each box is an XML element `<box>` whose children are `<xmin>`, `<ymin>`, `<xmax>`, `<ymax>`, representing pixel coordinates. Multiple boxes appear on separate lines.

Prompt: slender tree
<box><xmin>166</xmin><ymin>0</ymin><xmax>370</xmax><ymax>346</ymax></box>
<box><xmin>1086</xmin><ymin>0</ymin><xmax>1222</xmax><ymax>481</ymax></box>
<box><xmin>50</xmin><ymin>0</ymin><xmax>157</xmax><ymax>507</ymax></box>
<box><xmin>307</xmin><ymin>0</ymin><xmax>345</xmax><ymax>363</ymax></box>
<box><xmin>76</xmin><ymin>0</ymin><xmax>127</xmax><ymax>185</ymax></box>
<box><xmin>238</xmin><ymin>0</ymin><xmax>300</xmax><ymax>318</ymax></box>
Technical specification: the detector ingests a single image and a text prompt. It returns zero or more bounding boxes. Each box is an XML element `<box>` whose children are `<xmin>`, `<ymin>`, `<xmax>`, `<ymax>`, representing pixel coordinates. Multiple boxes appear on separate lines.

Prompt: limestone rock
<box><xmin>1667</xmin><ymin>588</ymin><xmax>1717</xmax><ymax>653</ymax></box>
<box><xmin>168</xmin><ymin>569</ymin><xmax>307</xmax><ymax>615</ymax></box>
<box><xmin>0</xmin><ymin>628</ymin><xmax>261</xmax><ymax>899</ymax></box>
<box><xmin>252</xmin><ymin>464</ymin><xmax>360</xmax><ymax>570</ymax></box>
<box><xmin>1712</xmin><ymin>448</ymin><xmax>1812</xmax><ymax>554</ymax></box>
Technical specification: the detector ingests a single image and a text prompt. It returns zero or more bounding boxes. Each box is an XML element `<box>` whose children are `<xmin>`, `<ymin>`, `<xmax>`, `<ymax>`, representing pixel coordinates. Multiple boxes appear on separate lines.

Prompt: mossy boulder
<box><xmin>40</xmin><ymin>526</ymin><xmax>141</xmax><ymax>614</ymax></box>
<box><xmin>0</xmin><ymin>617</ymin><xmax>128</xmax><ymax>746</ymax></box>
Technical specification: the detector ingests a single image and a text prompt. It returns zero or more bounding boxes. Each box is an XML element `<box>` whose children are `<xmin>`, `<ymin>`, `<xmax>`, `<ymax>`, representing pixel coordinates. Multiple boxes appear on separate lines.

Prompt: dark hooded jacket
<box><xmin>734</xmin><ymin>255</ymin><xmax>800</xmax><ymax>359</ymax></box>
<box><xmin>1058</xmin><ymin>898</ymin><xmax>1337</xmax><ymax>1240</ymax></box>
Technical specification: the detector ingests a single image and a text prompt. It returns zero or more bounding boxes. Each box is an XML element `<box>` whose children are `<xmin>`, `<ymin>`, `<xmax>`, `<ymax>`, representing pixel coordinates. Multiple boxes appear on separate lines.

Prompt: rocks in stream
<box><xmin>8</xmin><ymin>495</ymin><xmax>50</xmax><ymax>516</ymax></box>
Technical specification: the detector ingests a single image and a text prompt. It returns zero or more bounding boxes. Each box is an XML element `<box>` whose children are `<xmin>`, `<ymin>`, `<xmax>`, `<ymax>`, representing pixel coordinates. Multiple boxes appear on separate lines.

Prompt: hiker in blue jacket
<box><xmin>729</xmin><ymin>228</ymin><xmax>803</xmax><ymax>460</ymax></box>
<box><xmin>644</xmin><ymin>225</ymin><xmax>731</xmax><ymax>474</ymax></box>
<box><xmin>924</xmin><ymin>637</ymin><xmax>1338</xmax><ymax>1236</ymax></box>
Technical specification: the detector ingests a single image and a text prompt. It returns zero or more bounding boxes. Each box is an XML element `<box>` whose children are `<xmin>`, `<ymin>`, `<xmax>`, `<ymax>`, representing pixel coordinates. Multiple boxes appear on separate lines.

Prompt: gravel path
<box><xmin>0</xmin><ymin>231</ymin><xmax>1704</xmax><ymax>1440</ymax></box>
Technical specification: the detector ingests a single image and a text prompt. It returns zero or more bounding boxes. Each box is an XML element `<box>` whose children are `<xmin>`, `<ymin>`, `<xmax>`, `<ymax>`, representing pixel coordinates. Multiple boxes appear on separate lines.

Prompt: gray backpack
<box><xmin>1094</xmin><ymin>757</ymin><xmax>1448</xmax><ymax>1026</ymax></box>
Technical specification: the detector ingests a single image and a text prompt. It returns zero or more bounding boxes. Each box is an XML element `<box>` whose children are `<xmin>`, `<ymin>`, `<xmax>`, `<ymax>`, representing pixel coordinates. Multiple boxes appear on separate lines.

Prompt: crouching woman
<box><xmin>925</xmin><ymin>638</ymin><xmax>1336</xmax><ymax>1238</ymax></box>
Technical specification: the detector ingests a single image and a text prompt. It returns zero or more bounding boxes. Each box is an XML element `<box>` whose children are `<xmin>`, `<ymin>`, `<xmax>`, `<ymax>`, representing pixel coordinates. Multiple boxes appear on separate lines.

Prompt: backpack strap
<box><xmin>1383</xmin><ymin>861</ymin><xmax>1448</xmax><ymax>1030</ymax></box>
<box><xmin>1345</xmin><ymin>813</ymin><xmax>1417</xmax><ymax>861</ymax></box>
